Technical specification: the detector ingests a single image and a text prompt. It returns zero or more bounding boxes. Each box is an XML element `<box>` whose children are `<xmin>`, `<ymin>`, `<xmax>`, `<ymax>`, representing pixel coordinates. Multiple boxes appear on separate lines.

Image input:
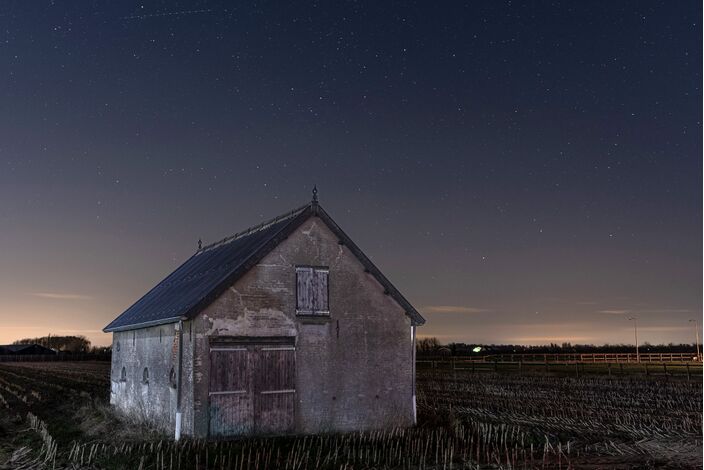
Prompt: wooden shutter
<box><xmin>296</xmin><ymin>266</ymin><xmax>329</xmax><ymax>315</ymax></box>
<box><xmin>296</xmin><ymin>267</ymin><xmax>314</xmax><ymax>313</ymax></box>
<box><xmin>313</xmin><ymin>269</ymin><xmax>329</xmax><ymax>312</ymax></box>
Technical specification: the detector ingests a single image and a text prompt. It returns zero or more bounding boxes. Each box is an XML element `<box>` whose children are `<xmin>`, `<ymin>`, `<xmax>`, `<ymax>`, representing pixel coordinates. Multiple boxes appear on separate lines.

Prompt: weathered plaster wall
<box><xmin>110</xmin><ymin>320</ymin><xmax>195</xmax><ymax>435</ymax></box>
<box><xmin>192</xmin><ymin>215</ymin><xmax>414</xmax><ymax>437</ymax></box>
<box><xmin>181</xmin><ymin>320</ymin><xmax>195</xmax><ymax>435</ymax></box>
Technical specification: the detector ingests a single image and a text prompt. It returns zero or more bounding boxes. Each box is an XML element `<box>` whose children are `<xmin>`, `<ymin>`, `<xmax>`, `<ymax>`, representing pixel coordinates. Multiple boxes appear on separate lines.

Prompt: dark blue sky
<box><xmin>1</xmin><ymin>1</ymin><xmax>700</xmax><ymax>346</ymax></box>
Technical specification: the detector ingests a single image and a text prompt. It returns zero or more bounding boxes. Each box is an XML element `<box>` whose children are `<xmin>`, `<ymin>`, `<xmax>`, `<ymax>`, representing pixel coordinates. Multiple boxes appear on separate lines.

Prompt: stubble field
<box><xmin>0</xmin><ymin>361</ymin><xmax>700</xmax><ymax>469</ymax></box>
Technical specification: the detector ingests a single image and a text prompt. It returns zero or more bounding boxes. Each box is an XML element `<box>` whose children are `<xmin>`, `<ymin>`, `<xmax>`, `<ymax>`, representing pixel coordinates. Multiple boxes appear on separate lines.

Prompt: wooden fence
<box><xmin>0</xmin><ymin>353</ymin><xmax>111</xmax><ymax>363</ymax></box>
<box><xmin>418</xmin><ymin>352</ymin><xmax>701</xmax><ymax>364</ymax></box>
<box><xmin>417</xmin><ymin>358</ymin><xmax>703</xmax><ymax>378</ymax></box>
<box><xmin>484</xmin><ymin>352</ymin><xmax>701</xmax><ymax>363</ymax></box>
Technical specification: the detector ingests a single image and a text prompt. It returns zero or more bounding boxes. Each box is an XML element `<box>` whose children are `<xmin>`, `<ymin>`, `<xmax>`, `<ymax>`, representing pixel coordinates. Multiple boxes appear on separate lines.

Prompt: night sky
<box><xmin>1</xmin><ymin>1</ymin><xmax>701</xmax><ymax>347</ymax></box>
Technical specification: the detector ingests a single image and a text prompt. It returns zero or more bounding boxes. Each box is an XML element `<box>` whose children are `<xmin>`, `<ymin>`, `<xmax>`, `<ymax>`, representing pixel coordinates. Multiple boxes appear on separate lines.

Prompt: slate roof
<box><xmin>104</xmin><ymin>201</ymin><xmax>425</xmax><ymax>332</ymax></box>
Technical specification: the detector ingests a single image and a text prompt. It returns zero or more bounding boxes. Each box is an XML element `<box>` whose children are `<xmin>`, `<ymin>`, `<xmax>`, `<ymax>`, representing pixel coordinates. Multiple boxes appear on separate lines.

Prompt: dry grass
<box><xmin>0</xmin><ymin>361</ymin><xmax>701</xmax><ymax>469</ymax></box>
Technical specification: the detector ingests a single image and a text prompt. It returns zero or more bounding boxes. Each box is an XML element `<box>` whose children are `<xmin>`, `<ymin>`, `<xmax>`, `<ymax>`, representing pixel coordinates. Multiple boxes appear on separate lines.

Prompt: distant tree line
<box><xmin>12</xmin><ymin>335</ymin><xmax>110</xmax><ymax>354</ymax></box>
<box><xmin>417</xmin><ymin>337</ymin><xmax>698</xmax><ymax>356</ymax></box>
<box><xmin>416</xmin><ymin>337</ymin><xmax>442</xmax><ymax>353</ymax></box>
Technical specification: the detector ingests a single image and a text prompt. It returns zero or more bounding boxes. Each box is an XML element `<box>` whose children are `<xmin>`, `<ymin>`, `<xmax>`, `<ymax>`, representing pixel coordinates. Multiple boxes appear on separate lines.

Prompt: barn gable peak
<box><xmin>103</xmin><ymin>199</ymin><xmax>425</xmax><ymax>332</ymax></box>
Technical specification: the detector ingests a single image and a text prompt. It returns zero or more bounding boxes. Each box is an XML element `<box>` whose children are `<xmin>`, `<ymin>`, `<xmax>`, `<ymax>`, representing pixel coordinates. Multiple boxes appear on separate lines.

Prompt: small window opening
<box><xmin>116</xmin><ymin>341</ymin><xmax>121</xmax><ymax>352</ymax></box>
<box><xmin>132</xmin><ymin>331</ymin><xmax>135</xmax><ymax>346</ymax></box>
<box><xmin>142</xmin><ymin>367</ymin><xmax>149</xmax><ymax>384</ymax></box>
<box><xmin>120</xmin><ymin>367</ymin><xmax>127</xmax><ymax>382</ymax></box>
<box><xmin>169</xmin><ymin>367</ymin><xmax>177</xmax><ymax>388</ymax></box>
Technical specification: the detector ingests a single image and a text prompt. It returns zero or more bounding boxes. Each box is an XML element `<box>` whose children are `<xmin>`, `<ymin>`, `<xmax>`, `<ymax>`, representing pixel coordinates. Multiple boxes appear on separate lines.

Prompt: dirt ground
<box><xmin>0</xmin><ymin>361</ymin><xmax>701</xmax><ymax>469</ymax></box>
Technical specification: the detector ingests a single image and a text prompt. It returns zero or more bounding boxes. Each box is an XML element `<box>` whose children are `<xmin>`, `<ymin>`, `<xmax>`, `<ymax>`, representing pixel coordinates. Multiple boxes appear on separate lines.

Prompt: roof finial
<box><xmin>198</xmin><ymin>238</ymin><xmax>202</xmax><ymax>250</ymax></box>
<box><xmin>312</xmin><ymin>185</ymin><xmax>318</xmax><ymax>204</ymax></box>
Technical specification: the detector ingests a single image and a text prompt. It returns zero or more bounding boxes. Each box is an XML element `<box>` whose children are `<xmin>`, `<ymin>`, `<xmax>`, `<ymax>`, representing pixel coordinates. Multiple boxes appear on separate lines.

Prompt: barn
<box><xmin>104</xmin><ymin>191</ymin><xmax>425</xmax><ymax>439</ymax></box>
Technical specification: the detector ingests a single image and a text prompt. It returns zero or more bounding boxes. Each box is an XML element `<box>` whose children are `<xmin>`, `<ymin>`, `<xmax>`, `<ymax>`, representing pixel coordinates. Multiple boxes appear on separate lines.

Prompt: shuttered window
<box><xmin>296</xmin><ymin>266</ymin><xmax>329</xmax><ymax>315</ymax></box>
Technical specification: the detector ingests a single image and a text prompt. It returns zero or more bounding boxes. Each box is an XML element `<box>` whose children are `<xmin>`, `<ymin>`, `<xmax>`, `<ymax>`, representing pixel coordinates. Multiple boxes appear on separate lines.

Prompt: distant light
<box><xmin>473</xmin><ymin>346</ymin><xmax>482</xmax><ymax>353</ymax></box>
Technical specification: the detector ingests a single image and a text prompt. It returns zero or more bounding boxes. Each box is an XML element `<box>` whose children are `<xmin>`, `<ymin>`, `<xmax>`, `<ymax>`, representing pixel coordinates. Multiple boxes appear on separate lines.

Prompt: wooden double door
<box><xmin>208</xmin><ymin>338</ymin><xmax>295</xmax><ymax>437</ymax></box>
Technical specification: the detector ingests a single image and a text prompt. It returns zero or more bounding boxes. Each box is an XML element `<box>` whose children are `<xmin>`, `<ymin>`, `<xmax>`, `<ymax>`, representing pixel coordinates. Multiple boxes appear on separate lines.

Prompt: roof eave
<box><xmin>103</xmin><ymin>315</ymin><xmax>186</xmax><ymax>333</ymax></box>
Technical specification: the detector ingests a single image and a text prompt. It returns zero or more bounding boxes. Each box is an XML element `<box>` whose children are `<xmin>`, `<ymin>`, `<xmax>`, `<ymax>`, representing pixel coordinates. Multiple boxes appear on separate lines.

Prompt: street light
<box><xmin>628</xmin><ymin>317</ymin><xmax>639</xmax><ymax>363</ymax></box>
<box><xmin>688</xmin><ymin>319</ymin><xmax>700</xmax><ymax>362</ymax></box>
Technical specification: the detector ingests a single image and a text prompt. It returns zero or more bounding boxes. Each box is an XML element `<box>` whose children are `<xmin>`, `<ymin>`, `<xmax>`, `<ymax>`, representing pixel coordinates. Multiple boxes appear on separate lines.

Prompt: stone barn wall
<box><xmin>191</xmin><ymin>215</ymin><xmax>414</xmax><ymax>437</ymax></box>
<box><xmin>110</xmin><ymin>321</ymin><xmax>195</xmax><ymax>435</ymax></box>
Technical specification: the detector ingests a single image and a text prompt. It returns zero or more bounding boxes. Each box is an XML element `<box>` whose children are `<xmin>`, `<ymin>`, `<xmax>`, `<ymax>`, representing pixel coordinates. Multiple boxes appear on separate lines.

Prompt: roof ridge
<box><xmin>198</xmin><ymin>202</ymin><xmax>311</xmax><ymax>253</ymax></box>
